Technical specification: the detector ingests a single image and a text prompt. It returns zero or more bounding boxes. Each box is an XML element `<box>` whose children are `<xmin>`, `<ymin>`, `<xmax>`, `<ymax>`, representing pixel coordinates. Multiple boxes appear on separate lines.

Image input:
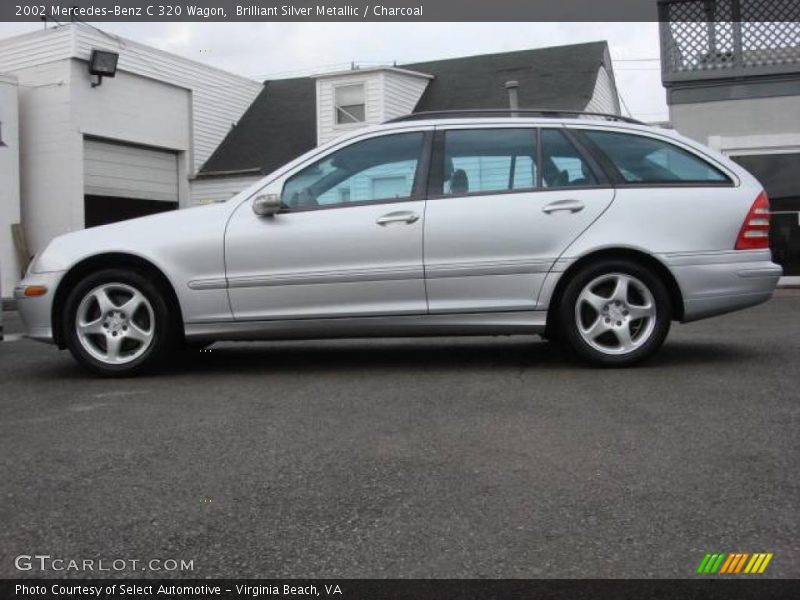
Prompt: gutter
<box><xmin>192</xmin><ymin>167</ymin><xmax>263</xmax><ymax>180</ymax></box>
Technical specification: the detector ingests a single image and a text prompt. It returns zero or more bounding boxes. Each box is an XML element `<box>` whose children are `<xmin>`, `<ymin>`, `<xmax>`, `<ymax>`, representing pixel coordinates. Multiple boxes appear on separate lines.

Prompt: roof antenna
<box><xmin>505</xmin><ymin>81</ymin><xmax>519</xmax><ymax>117</ymax></box>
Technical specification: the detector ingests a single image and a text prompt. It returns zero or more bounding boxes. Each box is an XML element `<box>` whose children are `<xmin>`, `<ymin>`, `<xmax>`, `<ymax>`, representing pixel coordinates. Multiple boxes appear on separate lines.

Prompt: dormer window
<box><xmin>314</xmin><ymin>66</ymin><xmax>431</xmax><ymax>145</ymax></box>
<box><xmin>335</xmin><ymin>84</ymin><xmax>365</xmax><ymax>125</ymax></box>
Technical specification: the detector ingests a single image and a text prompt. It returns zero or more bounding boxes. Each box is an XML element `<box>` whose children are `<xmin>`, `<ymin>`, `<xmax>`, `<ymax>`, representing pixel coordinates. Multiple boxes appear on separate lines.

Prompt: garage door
<box><xmin>84</xmin><ymin>139</ymin><xmax>178</xmax><ymax>202</ymax></box>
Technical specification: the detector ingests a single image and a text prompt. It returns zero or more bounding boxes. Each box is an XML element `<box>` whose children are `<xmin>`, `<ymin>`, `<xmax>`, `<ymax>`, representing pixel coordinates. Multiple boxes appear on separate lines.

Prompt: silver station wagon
<box><xmin>15</xmin><ymin>110</ymin><xmax>782</xmax><ymax>375</ymax></box>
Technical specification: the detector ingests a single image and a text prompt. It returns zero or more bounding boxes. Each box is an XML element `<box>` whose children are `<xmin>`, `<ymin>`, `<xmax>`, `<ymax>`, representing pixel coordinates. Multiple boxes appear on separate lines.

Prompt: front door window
<box><xmin>282</xmin><ymin>132</ymin><xmax>424</xmax><ymax>210</ymax></box>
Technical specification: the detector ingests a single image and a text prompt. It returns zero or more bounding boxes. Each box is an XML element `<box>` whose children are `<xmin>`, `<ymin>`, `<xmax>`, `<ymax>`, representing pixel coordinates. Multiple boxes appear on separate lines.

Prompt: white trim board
<box><xmin>710</xmin><ymin>133</ymin><xmax>800</xmax><ymax>156</ymax></box>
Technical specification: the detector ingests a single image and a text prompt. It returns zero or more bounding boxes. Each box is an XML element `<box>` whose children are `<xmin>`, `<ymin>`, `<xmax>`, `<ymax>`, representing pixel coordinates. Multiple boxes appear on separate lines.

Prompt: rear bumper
<box><xmin>662</xmin><ymin>251</ymin><xmax>782</xmax><ymax>322</ymax></box>
<box><xmin>14</xmin><ymin>271</ymin><xmax>64</xmax><ymax>344</ymax></box>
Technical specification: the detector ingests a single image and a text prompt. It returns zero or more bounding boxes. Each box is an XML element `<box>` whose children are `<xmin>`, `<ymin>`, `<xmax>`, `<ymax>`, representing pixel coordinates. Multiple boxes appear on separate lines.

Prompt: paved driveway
<box><xmin>1</xmin><ymin>293</ymin><xmax>798</xmax><ymax>578</ymax></box>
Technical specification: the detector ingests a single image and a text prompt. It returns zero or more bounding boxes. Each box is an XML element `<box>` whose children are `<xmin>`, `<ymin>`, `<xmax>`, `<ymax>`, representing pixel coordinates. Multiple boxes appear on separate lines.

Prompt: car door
<box><xmin>423</xmin><ymin>125</ymin><xmax>615</xmax><ymax>313</ymax></box>
<box><xmin>225</xmin><ymin>129</ymin><xmax>430</xmax><ymax>321</ymax></box>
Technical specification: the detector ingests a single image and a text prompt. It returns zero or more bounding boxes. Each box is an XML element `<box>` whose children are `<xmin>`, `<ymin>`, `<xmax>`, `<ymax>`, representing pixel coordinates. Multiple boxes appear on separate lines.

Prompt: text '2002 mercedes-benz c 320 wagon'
<box><xmin>16</xmin><ymin>110</ymin><xmax>782</xmax><ymax>376</ymax></box>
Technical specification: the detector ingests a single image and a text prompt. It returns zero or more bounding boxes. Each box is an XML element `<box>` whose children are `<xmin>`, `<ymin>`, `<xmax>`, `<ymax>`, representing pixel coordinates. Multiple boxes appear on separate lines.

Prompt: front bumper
<box><xmin>14</xmin><ymin>270</ymin><xmax>66</xmax><ymax>344</ymax></box>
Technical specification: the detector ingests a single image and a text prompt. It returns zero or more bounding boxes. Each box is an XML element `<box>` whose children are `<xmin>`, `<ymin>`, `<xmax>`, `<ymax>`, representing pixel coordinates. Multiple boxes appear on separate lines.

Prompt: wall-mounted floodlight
<box><xmin>89</xmin><ymin>49</ymin><xmax>119</xmax><ymax>88</ymax></box>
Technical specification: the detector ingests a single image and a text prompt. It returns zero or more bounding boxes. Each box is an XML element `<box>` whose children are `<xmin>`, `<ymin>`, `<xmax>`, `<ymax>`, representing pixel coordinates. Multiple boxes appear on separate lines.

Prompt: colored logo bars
<box><xmin>697</xmin><ymin>553</ymin><xmax>773</xmax><ymax>575</ymax></box>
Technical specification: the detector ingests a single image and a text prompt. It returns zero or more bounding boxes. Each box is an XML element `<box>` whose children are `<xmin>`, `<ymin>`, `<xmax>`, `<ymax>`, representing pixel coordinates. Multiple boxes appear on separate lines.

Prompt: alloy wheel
<box><xmin>75</xmin><ymin>283</ymin><xmax>155</xmax><ymax>365</ymax></box>
<box><xmin>574</xmin><ymin>272</ymin><xmax>657</xmax><ymax>356</ymax></box>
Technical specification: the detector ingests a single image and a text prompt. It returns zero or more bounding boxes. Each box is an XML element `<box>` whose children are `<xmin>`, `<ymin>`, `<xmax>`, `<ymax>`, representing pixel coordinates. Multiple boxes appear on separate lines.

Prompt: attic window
<box><xmin>335</xmin><ymin>84</ymin><xmax>365</xmax><ymax>125</ymax></box>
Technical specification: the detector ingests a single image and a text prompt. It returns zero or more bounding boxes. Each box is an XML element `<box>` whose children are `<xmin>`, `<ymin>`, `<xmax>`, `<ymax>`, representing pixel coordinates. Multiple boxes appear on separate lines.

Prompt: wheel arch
<box><xmin>545</xmin><ymin>248</ymin><xmax>685</xmax><ymax>335</ymax></box>
<box><xmin>52</xmin><ymin>253</ymin><xmax>184</xmax><ymax>349</ymax></box>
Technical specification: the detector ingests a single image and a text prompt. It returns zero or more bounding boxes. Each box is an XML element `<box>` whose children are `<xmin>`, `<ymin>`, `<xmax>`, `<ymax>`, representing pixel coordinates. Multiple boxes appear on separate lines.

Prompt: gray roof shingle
<box><xmin>198</xmin><ymin>41</ymin><xmax>613</xmax><ymax>176</ymax></box>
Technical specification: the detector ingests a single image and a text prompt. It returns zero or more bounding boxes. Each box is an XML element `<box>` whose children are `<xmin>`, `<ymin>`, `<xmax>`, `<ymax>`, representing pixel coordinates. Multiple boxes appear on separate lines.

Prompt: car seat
<box><xmin>451</xmin><ymin>169</ymin><xmax>469</xmax><ymax>195</ymax></box>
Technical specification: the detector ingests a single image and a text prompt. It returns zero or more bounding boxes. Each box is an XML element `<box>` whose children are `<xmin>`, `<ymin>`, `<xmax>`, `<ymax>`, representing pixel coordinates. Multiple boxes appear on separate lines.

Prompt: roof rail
<box><xmin>385</xmin><ymin>109</ymin><xmax>645</xmax><ymax>126</ymax></box>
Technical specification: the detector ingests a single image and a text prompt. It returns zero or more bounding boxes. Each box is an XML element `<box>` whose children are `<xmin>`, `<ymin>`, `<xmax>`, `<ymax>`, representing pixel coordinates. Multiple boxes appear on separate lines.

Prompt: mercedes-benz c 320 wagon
<box><xmin>16</xmin><ymin>110</ymin><xmax>782</xmax><ymax>376</ymax></box>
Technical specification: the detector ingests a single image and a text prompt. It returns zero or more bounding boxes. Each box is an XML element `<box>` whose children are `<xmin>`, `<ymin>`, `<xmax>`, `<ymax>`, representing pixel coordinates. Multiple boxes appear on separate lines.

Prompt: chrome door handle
<box><xmin>376</xmin><ymin>211</ymin><xmax>420</xmax><ymax>226</ymax></box>
<box><xmin>542</xmin><ymin>199</ymin><xmax>585</xmax><ymax>214</ymax></box>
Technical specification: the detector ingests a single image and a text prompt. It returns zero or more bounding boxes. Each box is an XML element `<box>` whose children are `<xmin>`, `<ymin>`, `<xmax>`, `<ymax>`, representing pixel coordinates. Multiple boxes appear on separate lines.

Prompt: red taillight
<box><xmin>735</xmin><ymin>191</ymin><xmax>771</xmax><ymax>250</ymax></box>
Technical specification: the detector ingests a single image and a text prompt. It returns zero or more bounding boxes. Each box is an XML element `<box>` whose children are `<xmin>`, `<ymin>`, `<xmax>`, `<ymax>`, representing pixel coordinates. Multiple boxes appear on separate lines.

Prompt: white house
<box><xmin>0</xmin><ymin>23</ymin><xmax>262</xmax><ymax>299</ymax></box>
<box><xmin>0</xmin><ymin>74</ymin><xmax>20</xmax><ymax>301</ymax></box>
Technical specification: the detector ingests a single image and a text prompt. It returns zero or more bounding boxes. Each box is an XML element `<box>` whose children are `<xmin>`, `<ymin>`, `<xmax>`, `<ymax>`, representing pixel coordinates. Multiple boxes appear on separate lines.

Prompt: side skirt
<box><xmin>185</xmin><ymin>311</ymin><xmax>547</xmax><ymax>342</ymax></box>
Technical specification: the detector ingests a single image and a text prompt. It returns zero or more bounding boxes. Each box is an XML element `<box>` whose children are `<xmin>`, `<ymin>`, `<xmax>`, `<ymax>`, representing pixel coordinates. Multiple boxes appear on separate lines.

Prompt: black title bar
<box><xmin>6</xmin><ymin>0</ymin><xmax>662</xmax><ymax>22</ymax></box>
<box><xmin>3</xmin><ymin>579</ymin><xmax>800</xmax><ymax>600</ymax></box>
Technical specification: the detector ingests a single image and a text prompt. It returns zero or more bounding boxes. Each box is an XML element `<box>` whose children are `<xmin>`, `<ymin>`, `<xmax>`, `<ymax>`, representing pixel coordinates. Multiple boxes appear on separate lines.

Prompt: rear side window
<box><xmin>441</xmin><ymin>129</ymin><xmax>537</xmax><ymax>195</ymax></box>
<box><xmin>584</xmin><ymin>130</ymin><xmax>730</xmax><ymax>184</ymax></box>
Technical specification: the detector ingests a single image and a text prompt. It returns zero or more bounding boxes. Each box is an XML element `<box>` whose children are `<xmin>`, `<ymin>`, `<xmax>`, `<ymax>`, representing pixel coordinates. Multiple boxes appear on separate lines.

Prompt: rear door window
<box><xmin>583</xmin><ymin>130</ymin><xmax>730</xmax><ymax>184</ymax></box>
<box><xmin>439</xmin><ymin>129</ymin><xmax>537</xmax><ymax>196</ymax></box>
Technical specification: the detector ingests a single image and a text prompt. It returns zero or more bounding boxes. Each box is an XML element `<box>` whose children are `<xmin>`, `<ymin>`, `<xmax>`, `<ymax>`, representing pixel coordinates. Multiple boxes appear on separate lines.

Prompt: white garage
<box><xmin>83</xmin><ymin>139</ymin><xmax>179</xmax><ymax>227</ymax></box>
<box><xmin>0</xmin><ymin>22</ymin><xmax>263</xmax><ymax>299</ymax></box>
<box><xmin>84</xmin><ymin>138</ymin><xmax>179</xmax><ymax>202</ymax></box>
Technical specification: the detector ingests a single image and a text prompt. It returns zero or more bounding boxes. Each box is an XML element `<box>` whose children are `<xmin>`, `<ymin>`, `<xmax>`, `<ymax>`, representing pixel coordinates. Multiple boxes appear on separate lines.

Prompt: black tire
<box><xmin>63</xmin><ymin>268</ymin><xmax>177</xmax><ymax>377</ymax></box>
<box><xmin>557</xmin><ymin>259</ymin><xmax>672</xmax><ymax>367</ymax></box>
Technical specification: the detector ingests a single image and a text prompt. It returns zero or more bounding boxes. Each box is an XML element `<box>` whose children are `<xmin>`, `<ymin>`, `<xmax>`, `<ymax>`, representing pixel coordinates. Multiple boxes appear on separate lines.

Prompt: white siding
<box><xmin>10</xmin><ymin>56</ymin><xmax>191</xmax><ymax>257</ymax></box>
<box><xmin>70</xmin><ymin>60</ymin><xmax>190</xmax><ymax>153</ymax></box>
<box><xmin>71</xmin><ymin>26</ymin><xmax>261</xmax><ymax>172</ymax></box>
<box><xmin>0</xmin><ymin>26</ymin><xmax>74</xmax><ymax>72</ymax></box>
<box><xmin>315</xmin><ymin>69</ymin><xmax>431</xmax><ymax>146</ymax></box>
<box><xmin>671</xmin><ymin>96</ymin><xmax>800</xmax><ymax>146</ymax></box>
<box><xmin>84</xmin><ymin>139</ymin><xmax>178</xmax><ymax>202</ymax></box>
<box><xmin>190</xmin><ymin>174</ymin><xmax>262</xmax><ymax>205</ymax></box>
<box><xmin>0</xmin><ymin>23</ymin><xmax>262</xmax><ymax>277</ymax></box>
<box><xmin>0</xmin><ymin>24</ymin><xmax>262</xmax><ymax>173</ymax></box>
<box><xmin>585</xmin><ymin>66</ymin><xmax>620</xmax><ymax>115</ymax></box>
<box><xmin>0</xmin><ymin>74</ymin><xmax>21</xmax><ymax>298</ymax></box>
<box><xmin>382</xmin><ymin>72</ymin><xmax>429</xmax><ymax>121</ymax></box>
<box><xmin>14</xmin><ymin>59</ymin><xmax>84</xmax><ymax>251</ymax></box>
<box><xmin>316</xmin><ymin>74</ymin><xmax>384</xmax><ymax>146</ymax></box>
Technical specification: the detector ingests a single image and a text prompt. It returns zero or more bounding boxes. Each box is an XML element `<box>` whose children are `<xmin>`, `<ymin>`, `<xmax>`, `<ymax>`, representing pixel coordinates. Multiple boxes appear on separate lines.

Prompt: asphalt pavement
<box><xmin>1</xmin><ymin>292</ymin><xmax>798</xmax><ymax>578</ymax></box>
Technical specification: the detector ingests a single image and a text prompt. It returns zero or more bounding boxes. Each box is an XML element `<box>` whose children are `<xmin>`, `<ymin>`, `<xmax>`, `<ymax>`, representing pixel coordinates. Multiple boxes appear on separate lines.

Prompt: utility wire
<box><xmin>617</xmin><ymin>88</ymin><xmax>635</xmax><ymax>119</ymax></box>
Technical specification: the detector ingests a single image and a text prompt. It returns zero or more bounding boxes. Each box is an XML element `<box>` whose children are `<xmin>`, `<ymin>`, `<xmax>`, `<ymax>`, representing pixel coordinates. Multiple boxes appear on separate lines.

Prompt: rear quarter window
<box><xmin>583</xmin><ymin>130</ymin><xmax>730</xmax><ymax>184</ymax></box>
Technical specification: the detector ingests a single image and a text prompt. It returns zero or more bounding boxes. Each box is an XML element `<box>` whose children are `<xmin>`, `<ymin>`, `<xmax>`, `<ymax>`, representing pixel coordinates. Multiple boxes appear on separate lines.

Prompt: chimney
<box><xmin>505</xmin><ymin>80</ymin><xmax>519</xmax><ymax>117</ymax></box>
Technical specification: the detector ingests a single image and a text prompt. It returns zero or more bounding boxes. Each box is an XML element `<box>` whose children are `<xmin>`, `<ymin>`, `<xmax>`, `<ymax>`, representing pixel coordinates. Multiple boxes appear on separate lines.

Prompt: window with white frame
<box><xmin>335</xmin><ymin>84</ymin><xmax>366</xmax><ymax>125</ymax></box>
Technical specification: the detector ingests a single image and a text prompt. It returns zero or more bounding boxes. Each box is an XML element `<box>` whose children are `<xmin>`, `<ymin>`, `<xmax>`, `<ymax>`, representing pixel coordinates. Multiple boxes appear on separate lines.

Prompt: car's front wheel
<box><xmin>63</xmin><ymin>269</ymin><xmax>175</xmax><ymax>376</ymax></box>
<box><xmin>558</xmin><ymin>259</ymin><xmax>672</xmax><ymax>367</ymax></box>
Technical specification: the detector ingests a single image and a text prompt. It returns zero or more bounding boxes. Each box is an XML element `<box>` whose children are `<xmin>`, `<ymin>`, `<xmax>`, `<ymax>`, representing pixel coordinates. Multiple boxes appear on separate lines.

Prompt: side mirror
<box><xmin>252</xmin><ymin>193</ymin><xmax>283</xmax><ymax>217</ymax></box>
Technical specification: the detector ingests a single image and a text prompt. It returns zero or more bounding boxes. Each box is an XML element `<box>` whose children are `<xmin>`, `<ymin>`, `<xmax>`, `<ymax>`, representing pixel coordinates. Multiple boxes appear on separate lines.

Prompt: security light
<box><xmin>89</xmin><ymin>49</ymin><xmax>119</xmax><ymax>87</ymax></box>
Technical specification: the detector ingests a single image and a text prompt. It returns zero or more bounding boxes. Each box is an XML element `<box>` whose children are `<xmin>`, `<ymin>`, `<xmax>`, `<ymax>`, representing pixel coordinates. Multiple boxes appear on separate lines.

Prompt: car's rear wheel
<box><xmin>63</xmin><ymin>269</ymin><xmax>175</xmax><ymax>376</ymax></box>
<box><xmin>558</xmin><ymin>259</ymin><xmax>672</xmax><ymax>366</ymax></box>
